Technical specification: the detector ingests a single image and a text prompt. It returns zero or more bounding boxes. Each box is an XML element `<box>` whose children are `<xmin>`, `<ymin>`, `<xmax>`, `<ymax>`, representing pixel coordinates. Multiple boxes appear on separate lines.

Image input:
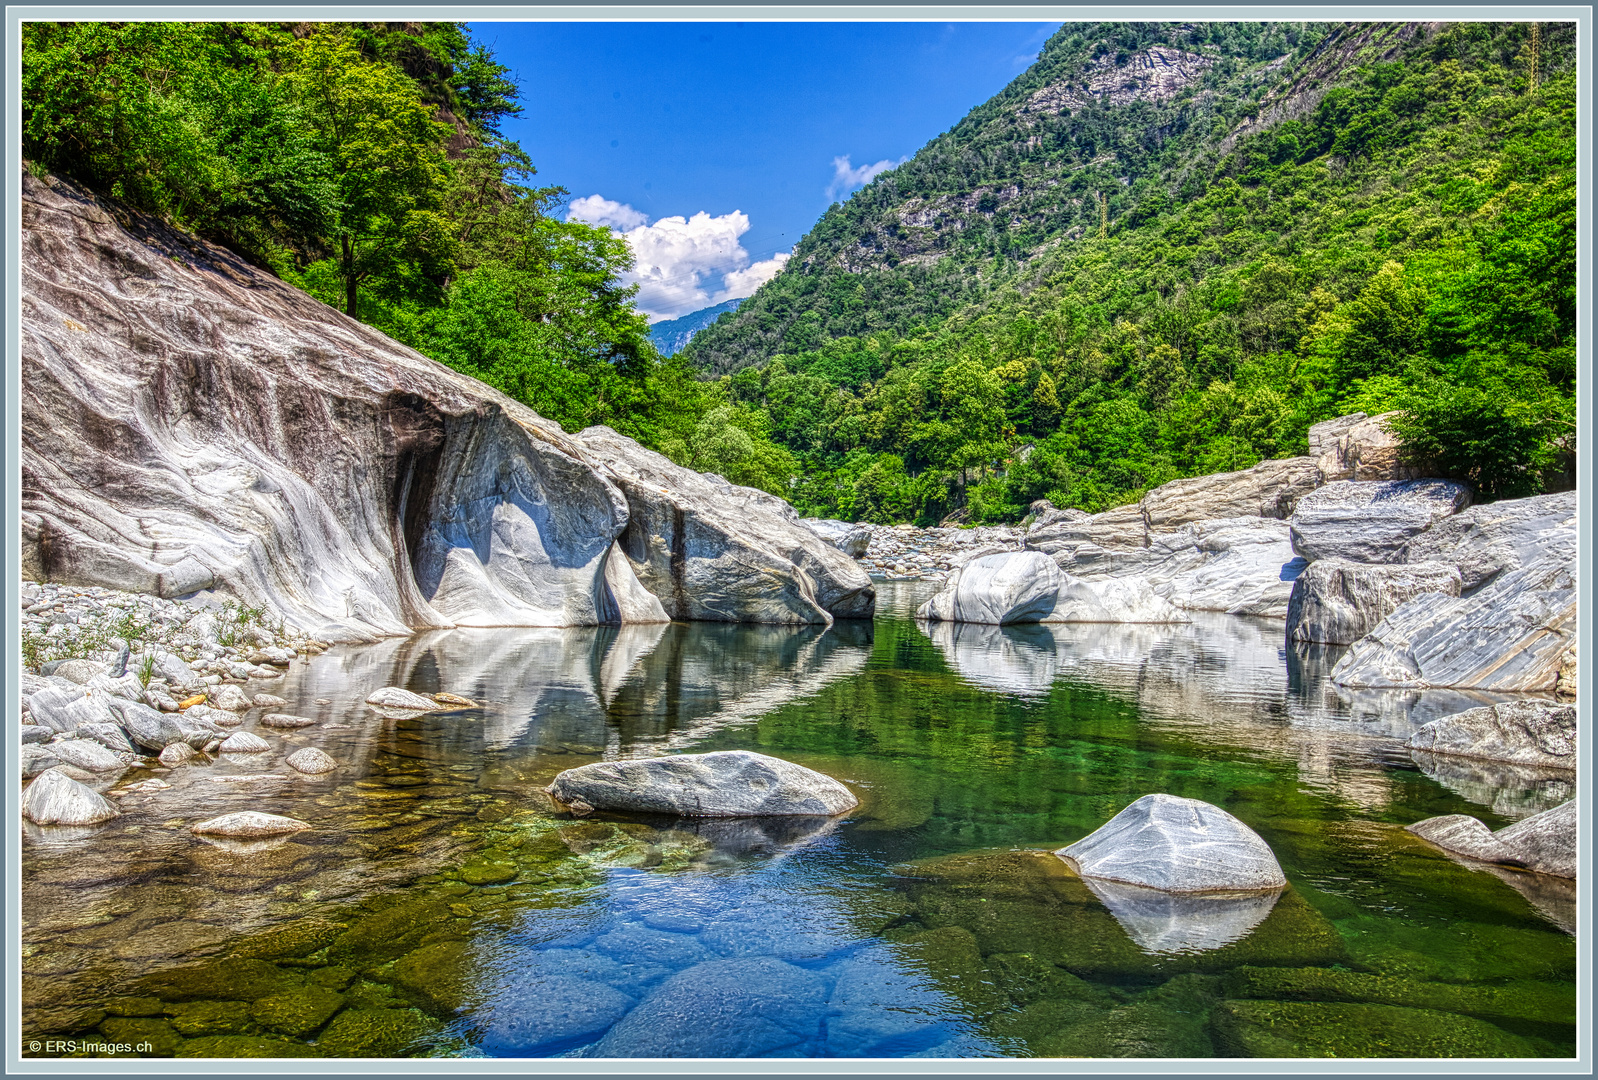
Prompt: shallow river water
<box><xmin>21</xmin><ymin>581</ymin><xmax>1577</xmax><ymax>1059</ymax></box>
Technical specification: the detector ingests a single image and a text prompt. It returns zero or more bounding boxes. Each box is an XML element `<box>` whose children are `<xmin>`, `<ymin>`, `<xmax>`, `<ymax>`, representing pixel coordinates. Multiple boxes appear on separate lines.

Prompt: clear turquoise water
<box><xmin>21</xmin><ymin>581</ymin><xmax>1576</xmax><ymax>1058</ymax></box>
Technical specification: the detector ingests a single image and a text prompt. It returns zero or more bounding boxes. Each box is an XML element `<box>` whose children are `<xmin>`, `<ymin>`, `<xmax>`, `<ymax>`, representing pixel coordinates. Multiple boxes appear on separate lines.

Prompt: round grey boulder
<box><xmin>1408</xmin><ymin>798</ymin><xmax>1575</xmax><ymax>879</ymax></box>
<box><xmin>1055</xmin><ymin>793</ymin><xmax>1286</xmax><ymax>893</ymax></box>
<box><xmin>218</xmin><ymin>731</ymin><xmax>272</xmax><ymax>753</ymax></box>
<box><xmin>190</xmin><ymin>811</ymin><xmax>311</xmax><ymax>838</ymax></box>
<box><xmin>285</xmin><ymin>747</ymin><xmax>338</xmax><ymax>775</ymax></box>
<box><xmin>365</xmin><ymin>686</ymin><xmax>439</xmax><ymax>720</ymax></box>
<box><xmin>210</xmin><ymin>684</ymin><xmax>252</xmax><ymax>712</ymax></box>
<box><xmin>260</xmin><ymin>713</ymin><xmax>317</xmax><ymax>729</ymax></box>
<box><xmin>22</xmin><ymin>768</ymin><xmax>120</xmax><ymax>825</ymax></box>
<box><xmin>546</xmin><ymin>750</ymin><xmax>858</xmax><ymax>818</ymax></box>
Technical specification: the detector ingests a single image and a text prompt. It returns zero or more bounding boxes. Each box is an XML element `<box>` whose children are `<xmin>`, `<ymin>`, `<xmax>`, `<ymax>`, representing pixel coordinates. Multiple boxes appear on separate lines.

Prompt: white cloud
<box><xmin>826</xmin><ymin>154</ymin><xmax>905</xmax><ymax>201</ymax></box>
<box><xmin>567</xmin><ymin>194</ymin><xmax>648</xmax><ymax>230</ymax></box>
<box><xmin>568</xmin><ymin>196</ymin><xmax>791</xmax><ymax>321</ymax></box>
<box><xmin>713</xmin><ymin>252</ymin><xmax>791</xmax><ymax>305</ymax></box>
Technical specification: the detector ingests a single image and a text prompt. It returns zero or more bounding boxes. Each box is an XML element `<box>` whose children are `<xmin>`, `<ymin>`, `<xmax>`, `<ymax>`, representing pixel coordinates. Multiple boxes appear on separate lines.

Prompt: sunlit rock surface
<box><xmin>1309</xmin><ymin>411</ymin><xmax>1422</xmax><ymax>482</ymax></box>
<box><xmin>1407</xmin><ymin>799</ymin><xmax>1576</xmax><ymax>879</ymax></box>
<box><xmin>1398</xmin><ymin>491</ymin><xmax>1577</xmax><ymax>592</ymax></box>
<box><xmin>546</xmin><ymin>751</ymin><xmax>859</xmax><ymax>818</ymax></box>
<box><xmin>1405</xmin><ymin>700</ymin><xmax>1576</xmax><ymax>771</ymax></box>
<box><xmin>1287</xmin><ymin>559</ymin><xmax>1462</xmax><ymax>644</ymax></box>
<box><xmin>1056</xmin><ymin>794</ymin><xmax>1286</xmax><ymax>893</ymax></box>
<box><xmin>802</xmin><ymin>518</ymin><xmax>872</xmax><ymax>558</ymax></box>
<box><xmin>917</xmin><ymin>551</ymin><xmax>1062</xmax><ymax>625</ymax></box>
<box><xmin>1289</xmin><ymin>479</ymin><xmax>1471</xmax><ymax>564</ymax></box>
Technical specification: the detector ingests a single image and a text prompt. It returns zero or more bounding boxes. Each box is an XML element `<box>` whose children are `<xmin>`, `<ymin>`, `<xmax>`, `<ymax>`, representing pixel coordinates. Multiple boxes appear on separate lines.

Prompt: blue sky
<box><xmin>471</xmin><ymin>21</ymin><xmax>1061</xmax><ymax>319</ymax></box>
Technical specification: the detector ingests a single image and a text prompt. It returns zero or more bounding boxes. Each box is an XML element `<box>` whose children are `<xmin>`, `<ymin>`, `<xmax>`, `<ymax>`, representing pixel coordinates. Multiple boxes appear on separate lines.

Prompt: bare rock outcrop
<box><xmin>1407</xmin><ymin>799</ymin><xmax>1575</xmax><ymax>879</ymax></box>
<box><xmin>1308</xmin><ymin>411</ymin><xmax>1422</xmax><ymax>482</ymax></box>
<box><xmin>1286</xmin><ymin>559</ymin><xmax>1462</xmax><ymax>644</ymax></box>
<box><xmin>1140</xmin><ymin>457</ymin><xmax>1326</xmax><ymax>533</ymax></box>
<box><xmin>1397</xmin><ymin>491</ymin><xmax>1577</xmax><ymax>592</ymax></box>
<box><xmin>581</xmin><ymin>427</ymin><xmax>874</xmax><ymax>625</ymax></box>
<box><xmin>917</xmin><ymin>551</ymin><xmax>1062</xmax><ymax>625</ymax></box>
<box><xmin>1405</xmin><ymin>700</ymin><xmax>1576</xmax><ymax>771</ymax></box>
<box><xmin>1289</xmin><ymin>479</ymin><xmax>1471</xmax><ymax>563</ymax></box>
<box><xmin>802</xmin><ymin>518</ymin><xmax>872</xmax><ymax>558</ymax></box>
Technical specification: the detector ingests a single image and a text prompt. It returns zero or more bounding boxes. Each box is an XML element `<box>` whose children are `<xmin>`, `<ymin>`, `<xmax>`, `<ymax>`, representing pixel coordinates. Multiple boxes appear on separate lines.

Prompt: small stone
<box><xmin>364</xmin><ymin>687</ymin><xmax>439</xmax><ymax>720</ymax></box>
<box><xmin>210</xmin><ymin>684</ymin><xmax>252</xmax><ymax>712</ymax></box>
<box><xmin>431</xmin><ymin>692</ymin><xmax>479</xmax><ymax>708</ymax></box>
<box><xmin>21</xmin><ymin>768</ymin><xmax>120</xmax><ymax>825</ymax></box>
<box><xmin>285</xmin><ymin>747</ymin><xmax>337</xmax><ymax>775</ymax></box>
<box><xmin>260</xmin><ymin>713</ymin><xmax>317</xmax><ymax>729</ymax></box>
<box><xmin>190</xmin><ymin>811</ymin><xmax>312</xmax><ymax>838</ymax></box>
<box><xmin>21</xmin><ymin>724</ymin><xmax>53</xmax><ymax>745</ymax></box>
<box><xmin>219</xmin><ymin>731</ymin><xmax>272</xmax><ymax>753</ymax></box>
<box><xmin>53</xmin><ymin>658</ymin><xmax>109</xmax><ymax>685</ymax></box>
<box><xmin>252</xmin><ymin>694</ymin><xmax>287</xmax><ymax>709</ymax></box>
<box><xmin>159</xmin><ymin>743</ymin><xmax>196</xmax><ymax>767</ymax></box>
<box><xmin>1055</xmin><ymin>793</ymin><xmax>1286</xmax><ymax>893</ymax></box>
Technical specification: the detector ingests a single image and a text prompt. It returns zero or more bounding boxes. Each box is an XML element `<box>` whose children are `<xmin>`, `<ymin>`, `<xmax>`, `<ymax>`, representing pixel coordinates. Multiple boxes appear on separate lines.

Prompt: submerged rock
<box><xmin>917</xmin><ymin>551</ymin><xmax>1062</xmax><ymax>625</ymax></box>
<box><xmin>285</xmin><ymin>747</ymin><xmax>337</xmax><ymax>775</ymax></box>
<box><xmin>190</xmin><ymin>811</ymin><xmax>312</xmax><ymax>838</ymax></box>
<box><xmin>260</xmin><ymin>713</ymin><xmax>317</xmax><ymax>729</ymax></box>
<box><xmin>1289</xmin><ymin>479</ymin><xmax>1471</xmax><ymax>563</ymax></box>
<box><xmin>1055</xmin><ymin>794</ymin><xmax>1286</xmax><ymax>893</ymax></box>
<box><xmin>252</xmin><ymin>693</ymin><xmax>288</xmax><ymax>709</ymax></box>
<box><xmin>21</xmin><ymin>768</ymin><xmax>120</xmax><ymax>825</ymax></box>
<box><xmin>1405</xmin><ymin>700</ymin><xmax>1575</xmax><ymax>770</ymax></box>
<box><xmin>546</xmin><ymin>750</ymin><xmax>858</xmax><ymax>818</ymax></box>
<box><xmin>1286</xmin><ymin>559</ymin><xmax>1462</xmax><ymax>644</ymax></box>
<box><xmin>1407</xmin><ymin>799</ymin><xmax>1576</xmax><ymax>878</ymax></box>
<box><xmin>1212</xmin><ymin>1000</ymin><xmax>1536</xmax><ymax>1057</ymax></box>
<box><xmin>1081</xmin><ymin>877</ymin><xmax>1282</xmax><ymax>954</ymax></box>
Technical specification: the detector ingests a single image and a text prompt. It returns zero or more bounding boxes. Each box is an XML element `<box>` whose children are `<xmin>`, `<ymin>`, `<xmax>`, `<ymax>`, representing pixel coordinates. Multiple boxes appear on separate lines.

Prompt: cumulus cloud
<box><xmin>568</xmin><ymin>196</ymin><xmax>793</xmax><ymax>321</ymax></box>
<box><xmin>826</xmin><ymin>154</ymin><xmax>905</xmax><ymax>201</ymax></box>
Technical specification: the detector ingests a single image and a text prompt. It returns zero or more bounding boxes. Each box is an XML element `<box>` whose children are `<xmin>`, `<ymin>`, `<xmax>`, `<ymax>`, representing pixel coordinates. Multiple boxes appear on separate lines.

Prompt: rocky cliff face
<box><xmin>20</xmin><ymin>171</ymin><xmax>868</xmax><ymax>636</ymax></box>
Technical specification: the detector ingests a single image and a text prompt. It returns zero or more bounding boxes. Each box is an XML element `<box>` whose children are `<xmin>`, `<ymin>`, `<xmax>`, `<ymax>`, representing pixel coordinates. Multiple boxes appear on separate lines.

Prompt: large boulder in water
<box><xmin>1330</xmin><ymin>554</ymin><xmax>1574</xmax><ymax>692</ymax></box>
<box><xmin>1397</xmin><ymin>490</ymin><xmax>1577</xmax><ymax>592</ymax></box>
<box><xmin>1405</xmin><ymin>700</ymin><xmax>1576</xmax><ymax>770</ymax></box>
<box><xmin>18</xmin><ymin>171</ymin><xmax>660</xmax><ymax>637</ymax></box>
<box><xmin>545</xmin><ymin>750</ymin><xmax>858</xmax><ymax>817</ymax></box>
<box><xmin>21</xmin><ymin>768</ymin><xmax>120</xmax><ymax>825</ymax></box>
<box><xmin>1289</xmin><ymin>479</ymin><xmax>1471</xmax><ymax>563</ymax></box>
<box><xmin>1055</xmin><ymin>794</ymin><xmax>1286</xmax><ymax>893</ymax></box>
<box><xmin>917</xmin><ymin>551</ymin><xmax>1062</xmax><ymax>625</ymax></box>
<box><xmin>1407</xmin><ymin>799</ymin><xmax>1575</xmax><ymax>878</ymax></box>
<box><xmin>576</xmin><ymin>427</ymin><xmax>874</xmax><ymax>625</ymax></box>
<box><xmin>1041</xmin><ymin>574</ymin><xmax>1190</xmax><ymax>624</ymax></box>
<box><xmin>1286</xmin><ymin>558</ymin><xmax>1462</xmax><ymax>644</ymax></box>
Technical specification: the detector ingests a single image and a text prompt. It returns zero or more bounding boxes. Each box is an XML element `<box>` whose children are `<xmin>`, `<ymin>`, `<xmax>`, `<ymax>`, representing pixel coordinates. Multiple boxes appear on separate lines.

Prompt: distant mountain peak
<box><xmin>648</xmin><ymin>298</ymin><xmax>744</xmax><ymax>356</ymax></box>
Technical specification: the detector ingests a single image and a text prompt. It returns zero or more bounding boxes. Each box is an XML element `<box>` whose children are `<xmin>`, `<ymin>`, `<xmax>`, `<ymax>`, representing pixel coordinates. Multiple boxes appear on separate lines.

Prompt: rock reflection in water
<box><xmin>1080</xmin><ymin>878</ymin><xmax>1283</xmax><ymax>955</ymax></box>
<box><xmin>1407</xmin><ymin>750</ymin><xmax>1576</xmax><ymax>821</ymax></box>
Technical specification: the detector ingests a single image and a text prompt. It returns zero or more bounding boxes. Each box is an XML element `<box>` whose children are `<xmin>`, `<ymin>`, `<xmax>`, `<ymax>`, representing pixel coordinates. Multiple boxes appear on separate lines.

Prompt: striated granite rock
<box><xmin>1042</xmin><ymin>575</ymin><xmax>1190</xmax><ymax>624</ymax></box>
<box><xmin>1407</xmin><ymin>799</ymin><xmax>1575</xmax><ymax>879</ymax></box>
<box><xmin>1140</xmin><ymin>517</ymin><xmax>1304</xmax><ymax>617</ymax></box>
<box><xmin>577</xmin><ymin>426</ymin><xmax>874</xmax><ymax>625</ymax></box>
<box><xmin>546</xmin><ymin>750</ymin><xmax>858</xmax><ymax>818</ymax></box>
<box><xmin>1405</xmin><ymin>700</ymin><xmax>1576</xmax><ymax>771</ymax></box>
<box><xmin>1289</xmin><ymin>480</ymin><xmax>1471</xmax><ymax>563</ymax></box>
<box><xmin>1330</xmin><ymin>555</ymin><xmax>1575</xmax><ymax>692</ymax></box>
<box><xmin>802</xmin><ymin>518</ymin><xmax>873</xmax><ymax>558</ymax></box>
<box><xmin>1140</xmin><ymin>457</ymin><xmax>1325</xmax><ymax>533</ymax></box>
<box><xmin>917</xmin><ymin>551</ymin><xmax>1061</xmax><ymax>625</ymax></box>
<box><xmin>1309</xmin><ymin>411</ymin><xmax>1422</xmax><ymax>482</ymax></box>
<box><xmin>1398</xmin><ymin>491</ymin><xmax>1577</xmax><ymax>592</ymax></box>
<box><xmin>190</xmin><ymin>811</ymin><xmax>312</xmax><ymax>838</ymax></box>
<box><xmin>1055</xmin><ymin>794</ymin><xmax>1286</xmax><ymax>893</ymax></box>
<box><xmin>21</xmin><ymin>768</ymin><xmax>120</xmax><ymax>825</ymax></box>
<box><xmin>1286</xmin><ymin>559</ymin><xmax>1462</xmax><ymax>644</ymax></box>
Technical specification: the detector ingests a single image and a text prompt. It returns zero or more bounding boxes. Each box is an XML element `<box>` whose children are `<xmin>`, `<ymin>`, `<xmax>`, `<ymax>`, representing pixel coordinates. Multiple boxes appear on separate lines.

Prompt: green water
<box><xmin>20</xmin><ymin>582</ymin><xmax>1576</xmax><ymax>1058</ymax></box>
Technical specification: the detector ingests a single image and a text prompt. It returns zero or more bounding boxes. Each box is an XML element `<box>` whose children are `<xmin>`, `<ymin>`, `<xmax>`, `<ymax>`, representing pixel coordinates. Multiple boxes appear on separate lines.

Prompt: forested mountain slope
<box><xmin>686</xmin><ymin>21</ymin><xmax>1575</xmax><ymax>523</ymax></box>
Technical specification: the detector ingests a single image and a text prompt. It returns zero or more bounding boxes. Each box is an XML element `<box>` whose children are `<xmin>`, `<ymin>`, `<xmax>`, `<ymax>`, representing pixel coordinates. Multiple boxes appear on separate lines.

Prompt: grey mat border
<box><xmin>3</xmin><ymin>3</ymin><xmax>1591</xmax><ymax>1075</ymax></box>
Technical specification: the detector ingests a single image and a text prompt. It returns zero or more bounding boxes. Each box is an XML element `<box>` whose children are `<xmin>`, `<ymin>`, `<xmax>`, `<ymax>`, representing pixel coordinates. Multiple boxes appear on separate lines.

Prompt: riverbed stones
<box><xmin>21</xmin><ymin>725</ymin><xmax>53</xmax><ymax>745</ymax></box>
<box><xmin>108</xmin><ymin>697</ymin><xmax>224</xmax><ymax>751</ymax></box>
<box><xmin>190</xmin><ymin>811</ymin><xmax>312</xmax><ymax>838</ymax></box>
<box><xmin>1407</xmin><ymin>799</ymin><xmax>1575</xmax><ymax>879</ymax></box>
<box><xmin>918</xmin><ymin>551</ymin><xmax>1062</xmax><ymax>624</ymax></box>
<box><xmin>261</xmin><ymin>712</ymin><xmax>317</xmax><ymax>729</ymax></box>
<box><xmin>1286</xmin><ymin>559</ymin><xmax>1462</xmax><ymax>644</ymax></box>
<box><xmin>312</xmin><ymin>1008</ymin><xmax>442</xmax><ymax>1057</ymax></box>
<box><xmin>218</xmin><ymin>731</ymin><xmax>271</xmax><ymax>753</ymax></box>
<box><xmin>158</xmin><ymin>743</ymin><xmax>196</xmax><ymax>767</ymax></box>
<box><xmin>285</xmin><ymin>747</ymin><xmax>338</xmax><ymax>775</ymax></box>
<box><xmin>365</xmin><ymin>687</ymin><xmax>440</xmax><ymax>720</ymax></box>
<box><xmin>1210</xmin><ymin>1000</ymin><xmax>1536</xmax><ymax>1057</ymax></box>
<box><xmin>1406</xmin><ymin>700</ymin><xmax>1576</xmax><ymax>770</ymax></box>
<box><xmin>252</xmin><ymin>693</ymin><xmax>287</xmax><ymax>709</ymax></box>
<box><xmin>480</xmin><ymin>975</ymin><xmax>635</xmax><ymax>1054</ymax></box>
<box><xmin>249</xmin><ymin>986</ymin><xmax>345</xmax><ymax>1037</ymax></box>
<box><xmin>210</xmin><ymin>684</ymin><xmax>252</xmax><ymax>712</ymax></box>
<box><xmin>52</xmin><ymin>658</ymin><xmax>108</xmax><ymax>685</ymax></box>
<box><xmin>21</xmin><ymin>768</ymin><xmax>120</xmax><ymax>825</ymax></box>
<box><xmin>1055</xmin><ymin>794</ymin><xmax>1286</xmax><ymax>893</ymax></box>
<box><xmin>1288</xmin><ymin>479</ymin><xmax>1471</xmax><ymax>563</ymax></box>
<box><xmin>25</xmin><ymin>684</ymin><xmax>116</xmax><ymax>733</ymax></box>
<box><xmin>546</xmin><ymin>750</ymin><xmax>858</xmax><ymax>818</ymax></box>
<box><xmin>45</xmin><ymin>737</ymin><xmax>126</xmax><ymax>773</ymax></box>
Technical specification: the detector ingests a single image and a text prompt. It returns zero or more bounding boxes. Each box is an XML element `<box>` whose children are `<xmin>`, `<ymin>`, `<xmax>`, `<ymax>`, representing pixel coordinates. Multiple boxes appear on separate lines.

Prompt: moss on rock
<box><xmin>98</xmin><ymin>1016</ymin><xmax>184</xmax><ymax>1056</ymax></box>
<box><xmin>175</xmin><ymin>1035</ymin><xmax>322</xmax><ymax>1058</ymax></box>
<box><xmin>231</xmin><ymin>921</ymin><xmax>348</xmax><ymax>961</ymax></box>
<box><xmin>249</xmin><ymin>986</ymin><xmax>345</xmax><ymax>1036</ymax></box>
<box><xmin>327</xmin><ymin>900</ymin><xmax>452</xmax><ymax>964</ymax></box>
<box><xmin>313</xmin><ymin>1007</ymin><xmax>443</xmax><ymax>1057</ymax></box>
<box><xmin>167</xmin><ymin>1000</ymin><xmax>255</xmax><ymax>1037</ymax></box>
<box><xmin>137</xmin><ymin>959</ymin><xmax>305</xmax><ymax>1003</ymax></box>
<box><xmin>389</xmin><ymin>940</ymin><xmax>476</xmax><ymax>1016</ymax></box>
<box><xmin>1211</xmin><ymin>1000</ymin><xmax>1536</xmax><ymax>1057</ymax></box>
<box><xmin>1223</xmin><ymin>965</ymin><xmax>1576</xmax><ymax>1027</ymax></box>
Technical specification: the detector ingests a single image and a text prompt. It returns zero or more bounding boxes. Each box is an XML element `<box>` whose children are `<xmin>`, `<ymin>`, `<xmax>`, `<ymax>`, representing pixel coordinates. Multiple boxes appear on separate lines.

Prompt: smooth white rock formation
<box><xmin>1139</xmin><ymin>517</ymin><xmax>1304</xmax><ymax>617</ymax></box>
<box><xmin>1398</xmin><ymin>491</ymin><xmax>1577</xmax><ymax>592</ymax></box>
<box><xmin>190</xmin><ymin>811</ymin><xmax>312</xmax><ymax>838</ymax></box>
<box><xmin>1286</xmin><ymin>559</ymin><xmax>1462</xmax><ymax>644</ymax></box>
<box><xmin>45</xmin><ymin>738</ymin><xmax>126</xmax><ymax>773</ymax></box>
<box><xmin>577</xmin><ymin>426</ymin><xmax>875</xmax><ymax>624</ymax></box>
<box><xmin>1289</xmin><ymin>479</ymin><xmax>1471</xmax><ymax>563</ymax></box>
<box><xmin>21</xmin><ymin>768</ymin><xmax>120</xmax><ymax>825</ymax></box>
<box><xmin>1041</xmin><ymin>574</ymin><xmax>1191</xmax><ymax>624</ymax></box>
<box><xmin>285</xmin><ymin>746</ymin><xmax>338</xmax><ymax>775</ymax></box>
<box><xmin>1407</xmin><ymin>799</ymin><xmax>1575</xmax><ymax>878</ymax></box>
<box><xmin>209</xmin><ymin>684</ymin><xmax>252</xmax><ymax>712</ymax></box>
<box><xmin>75</xmin><ymin>722</ymin><xmax>137</xmax><ymax>755</ymax></box>
<box><xmin>365</xmin><ymin>686</ymin><xmax>441</xmax><ymax>720</ymax></box>
<box><xmin>1055</xmin><ymin>793</ymin><xmax>1286</xmax><ymax>893</ymax></box>
<box><xmin>802</xmin><ymin>518</ymin><xmax>873</xmax><ymax>558</ymax></box>
<box><xmin>52</xmin><ymin>658</ymin><xmax>108</xmax><ymax>685</ymax></box>
<box><xmin>24</xmin><ymin>685</ymin><xmax>115</xmax><ymax>733</ymax></box>
<box><xmin>21</xmin><ymin>744</ymin><xmax>61</xmax><ymax>778</ymax></box>
<box><xmin>218</xmin><ymin>731</ymin><xmax>271</xmax><ymax>753</ymax></box>
<box><xmin>1140</xmin><ymin>456</ymin><xmax>1325</xmax><ymax>532</ymax></box>
<box><xmin>917</xmin><ymin>551</ymin><xmax>1062</xmax><ymax>624</ymax></box>
<box><xmin>546</xmin><ymin>750</ymin><xmax>859</xmax><ymax>818</ymax></box>
<box><xmin>1330</xmin><ymin>554</ymin><xmax>1575</xmax><ymax>691</ymax></box>
<box><xmin>1406</xmin><ymin>700</ymin><xmax>1575</xmax><ymax>770</ymax></box>
<box><xmin>107</xmin><ymin>697</ymin><xmax>226</xmax><ymax>750</ymax></box>
<box><xmin>260</xmin><ymin>713</ymin><xmax>317</xmax><ymax>729</ymax></box>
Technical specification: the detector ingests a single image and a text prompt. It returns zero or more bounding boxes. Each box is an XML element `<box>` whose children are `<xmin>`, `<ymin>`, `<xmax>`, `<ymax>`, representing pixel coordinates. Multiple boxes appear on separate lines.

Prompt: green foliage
<box><xmin>694</xmin><ymin>20</ymin><xmax>1575</xmax><ymax>519</ymax></box>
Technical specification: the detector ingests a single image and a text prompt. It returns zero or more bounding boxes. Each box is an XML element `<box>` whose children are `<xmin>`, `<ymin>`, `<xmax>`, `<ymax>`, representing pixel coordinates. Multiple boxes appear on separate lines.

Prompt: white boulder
<box><xmin>917</xmin><ymin>551</ymin><xmax>1062</xmax><ymax>624</ymax></box>
<box><xmin>1286</xmin><ymin>559</ymin><xmax>1462</xmax><ymax>644</ymax></box>
<box><xmin>1054</xmin><ymin>793</ymin><xmax>1286</xmax><ymax>893</ymax></box>
<box><xmin>546</xmin><ymin>750</ymin><xmax>858</xmax><ymax>818</ymax></box>
<box><xmin>22</xmin><ymin>768</ymin><xmax>120</xmax><ymax>825</ymax></box>
<box><xmin>1406</xmin><ymin>700</ymin><xmax>1575</xmax><ymax>770</ymax></box>
<box><xmin>1407</xmin><ymin>799</ymin><xmax>1575</xmax><ymax>878</ymax></box>
<box><xmin>1289</xmin><ymin>479</ymin><xmax>1471</xmax><ymax>563</ymax></box>
<box><xmin>190</xmin><ymin>811</ymin><xmax>312</xmax><ymax>838</ymax></box>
